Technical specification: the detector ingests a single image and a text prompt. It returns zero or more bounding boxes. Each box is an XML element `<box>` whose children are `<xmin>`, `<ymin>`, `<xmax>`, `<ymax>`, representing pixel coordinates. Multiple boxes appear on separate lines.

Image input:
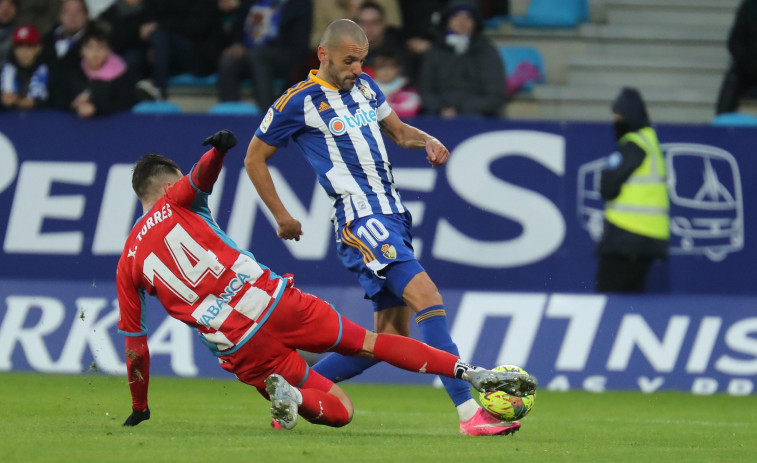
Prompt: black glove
<box><xmin>123</xmin><ymin>407</ymin><xmax>151</xmax><ymax>426</ymax></box>
<box><xmin>202</xmin><ymin>130</ymin><xmax>237</xmax><ymax>152</ymax></box>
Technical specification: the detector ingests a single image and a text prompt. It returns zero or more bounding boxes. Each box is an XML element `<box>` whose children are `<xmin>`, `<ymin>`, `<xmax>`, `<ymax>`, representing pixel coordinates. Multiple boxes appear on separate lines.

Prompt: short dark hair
<box><xmin>81</xmin><ymin>22</ymin><xmax>110</xmax><ymax>47</ymax></box>
<box><xmin>373</xmin><ymin>50</ymin><xmax>400</xmax><ymax>67</ymax></box>
<box><xmin>132</xmin><ymin>153</ymin><xmax>182</xmax><ymax>199</ymax></box>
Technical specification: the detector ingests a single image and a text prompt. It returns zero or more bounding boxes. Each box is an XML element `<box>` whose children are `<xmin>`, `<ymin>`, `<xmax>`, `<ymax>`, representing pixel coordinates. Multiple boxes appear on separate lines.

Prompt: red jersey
<box><xmin>116</xmin><ymin>152</ymin><xmax>286</xmax><ymax>356</ymax></box>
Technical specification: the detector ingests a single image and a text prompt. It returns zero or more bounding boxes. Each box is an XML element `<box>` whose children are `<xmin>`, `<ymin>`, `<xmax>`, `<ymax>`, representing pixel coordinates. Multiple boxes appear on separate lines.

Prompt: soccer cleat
<box><xmin>462</xmin><ymin>369</ymin><xmax>537</xmax><ymax>397</ymax></box>
<box><xmin>270</xmin><ymin>419</ymin><xmax>283</xmax><ymax>430</ymax></box>
<box><xmin>459</xmin><ymin>408</ymin><xmax>521</xmax><ymax>436</ymax></box>
<box><xmin>265</xmin><ymin>374</ymin><xmax>299</xmax><ymax>430</ymax></box>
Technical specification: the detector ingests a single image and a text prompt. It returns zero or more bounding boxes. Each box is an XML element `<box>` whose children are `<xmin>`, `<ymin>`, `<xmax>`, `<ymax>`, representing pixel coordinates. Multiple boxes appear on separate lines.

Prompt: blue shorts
<box><xmin>336</xmin><ymin>212</ymin><xmax>425</xmax><ymax>311</ymax></box>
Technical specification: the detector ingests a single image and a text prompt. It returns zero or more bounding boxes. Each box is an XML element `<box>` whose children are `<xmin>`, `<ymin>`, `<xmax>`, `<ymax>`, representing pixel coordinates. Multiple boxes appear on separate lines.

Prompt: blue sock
<box><xmin>312</xmin><ymin>353</ymin><xmax>379</xmax><ymax>382</ymax></box>
<box><xmin>416</xmin><ymin>305</ymin><xmax>473</xmax><ymax>406</ymax></box>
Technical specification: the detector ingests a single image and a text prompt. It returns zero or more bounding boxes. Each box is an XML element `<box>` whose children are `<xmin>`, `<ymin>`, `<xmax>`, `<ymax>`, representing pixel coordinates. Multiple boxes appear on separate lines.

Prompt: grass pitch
<box><xmin>1</xmin><ymin>372</ymin><xmax>754</xmax><ymax>463</ymax></box>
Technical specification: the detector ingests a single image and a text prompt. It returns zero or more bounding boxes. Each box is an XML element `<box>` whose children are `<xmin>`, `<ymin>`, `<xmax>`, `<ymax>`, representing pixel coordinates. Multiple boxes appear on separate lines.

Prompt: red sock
<box><xmin>373</xmin><ymin>333</ymin><xmax>458</xmax><ymax>378</ymax></box>
<box><xmin>299</xmin><ymin>389</ymin><xmax>351</xmax><ymax>427</ymax></box>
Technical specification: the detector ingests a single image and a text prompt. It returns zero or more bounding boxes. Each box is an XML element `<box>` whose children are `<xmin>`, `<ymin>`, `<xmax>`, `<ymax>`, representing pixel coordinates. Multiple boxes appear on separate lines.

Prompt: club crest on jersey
<box><xmin>328</xmin><ymin>108</ymin><xmax>378</xmax><ymax>136</ymax></box>
<box><xmin>381</xmin><ymin>243</ymin><xmax>397</xmax><ymax>260</ymax></box>
<box><xmin>358</xmin><ymin>83</ymin><xmax>375</xmax><ymax>100</ymax></box>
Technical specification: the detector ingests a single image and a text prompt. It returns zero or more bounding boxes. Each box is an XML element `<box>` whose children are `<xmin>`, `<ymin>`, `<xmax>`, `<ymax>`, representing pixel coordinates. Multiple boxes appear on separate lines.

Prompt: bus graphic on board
<box><xmin>577</xmin><ymin>143</ymin><xmax>743</xmax><ymax>262</ymax></box>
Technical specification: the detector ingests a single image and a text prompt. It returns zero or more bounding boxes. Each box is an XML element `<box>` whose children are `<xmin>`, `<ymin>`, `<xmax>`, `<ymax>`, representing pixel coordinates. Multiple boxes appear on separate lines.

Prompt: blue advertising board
<box><xmin>0</xmin><ymin>110</ymin><xmax>755</xmax><ymax>394</ymax></box>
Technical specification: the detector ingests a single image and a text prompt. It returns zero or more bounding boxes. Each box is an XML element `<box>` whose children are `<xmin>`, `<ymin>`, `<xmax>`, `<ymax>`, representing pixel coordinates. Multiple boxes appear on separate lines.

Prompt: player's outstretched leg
<box><xmin>368</xmin><ymin>333</ymin><xmax>538</xmax><ymax>397</ymax></box>
<box><xmin>462</xmin><ymin>369</ymin><xmax>538</xmax><ymax>397</ymax></box>
<box><xmin>265</xmin><ymin>374</ymin><xmax>300</xmax><ymax>430</ymax></box>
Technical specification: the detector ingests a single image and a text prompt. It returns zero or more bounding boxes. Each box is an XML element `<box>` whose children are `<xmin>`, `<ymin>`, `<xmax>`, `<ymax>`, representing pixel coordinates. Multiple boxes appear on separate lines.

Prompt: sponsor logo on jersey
<box><xmin>381</xmin><ymin>243</ymin><xmax>397</xmax><ymax>260</ymax></box>
<box><xmin>195</xmin><ymin>271</ymin><xmax>251</xmax><ymax>328</ymax></box>
<box><xmin>328</xmin><ymin>109</ymin><xmax>378</xmax><ymax>136</ymax></box>
<box><xmin>260</xmin><ymin>108</ymin><xmax>274</xmax><ymax>133</ymax></box>
<box><xmin>318</xmin><ymin>101</ymin><xmax>331</xmax><ymax>112</ymax></box>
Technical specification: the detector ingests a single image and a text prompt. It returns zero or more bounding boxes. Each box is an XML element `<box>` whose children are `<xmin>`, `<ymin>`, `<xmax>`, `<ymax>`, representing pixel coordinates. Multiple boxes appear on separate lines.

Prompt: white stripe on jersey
<box><xmin>234</xmin><ymin>286</ymin><xmax>271</xmax><ymax>321</ymax></box>
<box><xmin>303</xmin><ymin>94</ymin><xmax>359</xmax><ymax>223</ymax></box>
<box><xmin>323</xmin><ymin>89</ymin><xmax>395</xmax><ymax>216</ymax></box>
<box><xmin>231</xmin><ymin>278</ymin><xmax>285</xmax><ymax>352</ymax></box>
<box><xmin>231</xmin><ymin>254</ymin><xmax>264</xmax><ymax>280</ymax></box>
<box><xmin>353</xmin><ymin>80</ymin><xmax>405</xmax><ymax>214</ymax></box>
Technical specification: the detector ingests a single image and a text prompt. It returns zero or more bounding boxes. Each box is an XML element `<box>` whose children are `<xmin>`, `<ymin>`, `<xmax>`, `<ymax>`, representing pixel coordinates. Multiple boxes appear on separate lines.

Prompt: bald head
<box><xmin>319</xmin><ymin>19</ymin><xmax>368</xmax><ymax>50</ymax></box>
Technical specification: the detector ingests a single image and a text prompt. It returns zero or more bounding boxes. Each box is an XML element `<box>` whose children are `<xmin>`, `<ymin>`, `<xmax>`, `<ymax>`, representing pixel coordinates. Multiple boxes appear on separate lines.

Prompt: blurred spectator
<box><xmin>398</xmin><ymin>0</ymin><xmax>447</xmax><ymax>81</ymax></box>
<box><xmin>217</xmin><ymin>0</ymin><xmax>311</xmax><ymax>108</ymax></box>
<box><xmin>417</xmin><ymin>0</ymin><xmax>506</xmax><ymax>118</ymax></box>
<box><xmin>218</xmin><ymin>0</ymin><xmax>245</xmax><ymax>42</ymax></box>
<box><xmin>43</xmin><ymin>0</ymin><xmax>92</xmax><ymax>110</ymax></box>
<box><xmin>16</xmin><ymin>0</ymin><xmax>60</xmax><ymax>37</ymax></box>
<box><xmin>0</xmin><ymin>0</ymin><xmax>17</xmax><ymax>66</ymax></box>
<box><xmin>140</xmin><ymin>0</ymin><xmax>223</xmax><ymax>99</ymax></box>
<box><xmin>97</xmin><ymin>0</ymin><xmax>150</xmax><ymax>83</ymax></box>
<box><xmin>310</xmin><ymin>0</ymin><xmax>401</xmax><ymax>49</ymax></box>
<box><xmin>596</xmin><ymin>88</ymin><xmax>669</xmax><ymax>293</ymax></box>
<box><xmin>372</xmin><ymin>50</ymin><xmax>419</xmax><ymax>118</ymax></box>
<box><xmin>356</xmin><ymin>1</ymin><xmax>407</xmax><ymax>77</ymax></box>
<box><xmin>67</xmin><ymin>24</ymin><xmax>137</xmax><ymax>118</ymax></box>
<box><xmin>1</xmin><ymin>24</ymin><xmax>48</xmax><ymax>110</ymax></box>
<box><xmin>715</xmin><ymin>0</ymin><xmax>757</xmax><ymax>115</ymax></box>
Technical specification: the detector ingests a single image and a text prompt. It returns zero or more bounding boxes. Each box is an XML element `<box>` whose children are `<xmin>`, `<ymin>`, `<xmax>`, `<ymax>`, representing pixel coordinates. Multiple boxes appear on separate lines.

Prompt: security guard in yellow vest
<box><xmin>596</xmin><ymin>87</ymin><xmax>669</xmax><ymax>293</ymax></box>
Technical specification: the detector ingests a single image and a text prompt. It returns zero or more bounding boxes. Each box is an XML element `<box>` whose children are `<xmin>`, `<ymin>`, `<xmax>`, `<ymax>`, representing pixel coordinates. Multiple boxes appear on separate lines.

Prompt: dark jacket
<box><xmin>144</xmin><ymin>0</ymin><xmax>224</xmax><ymax>74</ymax></box>
<box><xmin>87</xmin><ymin>71</ymin><xmax>137</xmax><ymax>115</ymax></box>
<box><xmin>42</xmin><ymin>21</ymin><xmax>92</xmax><ymax>109</ymax></box>
<box><xmin>56</xmin><ymin>57</ymin><xmax>137</xmax><ymax>115</ymax></box>
<box><xmin>596</xmin><ymin>88</ymin><xmax>668</xmax><ymax>259</ymax></box>
<box><xmin>418</xmin><ymin>32</ymin><xmax>506</xmax><ymax>116</ymax></box>
<box><xmin>728</xmin><ymin>0</ymin><xmax>757</xmax><ymax>80</ymax></box>
<box><xmin>98</xmin><ymin>1</ymin><xmax>151</xmax><ymax>56</ymax></box>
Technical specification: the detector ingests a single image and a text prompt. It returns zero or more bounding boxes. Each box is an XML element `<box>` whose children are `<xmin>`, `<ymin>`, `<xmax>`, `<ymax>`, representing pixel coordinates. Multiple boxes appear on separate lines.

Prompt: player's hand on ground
<box><xmin>123</xmin><ymin>407</ymin><xmax>151</xmax><ymax>426</ymax></box>
<box><xmin>425</xmin><ymin>138</ymin><xmax>450</xmax><ymax>168</ymax></box>
<box><xmin>202</xmin><ymin>130</ymin><xmax>237</xmax><ymax>152</ymax></box>
<box><xmin>276</xmin><ymin>217</ymin><xmax>303</xmax><ymax>241</ymax></box>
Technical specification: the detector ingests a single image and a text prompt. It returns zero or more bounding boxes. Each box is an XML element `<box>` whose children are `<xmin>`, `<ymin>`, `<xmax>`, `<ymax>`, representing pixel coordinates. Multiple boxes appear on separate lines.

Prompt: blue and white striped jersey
<box><xmin>255</xmin><ymin>70</ymin><xmax>406</xmax><ymax>227</ymax></box>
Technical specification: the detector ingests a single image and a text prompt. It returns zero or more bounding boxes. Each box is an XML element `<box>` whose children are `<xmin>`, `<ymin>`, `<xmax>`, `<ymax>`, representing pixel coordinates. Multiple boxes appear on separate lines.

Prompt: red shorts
<box><xmin>218</xmin><ymin>286</ymin><xmax>367</xmax><ymax>396</ymax></box>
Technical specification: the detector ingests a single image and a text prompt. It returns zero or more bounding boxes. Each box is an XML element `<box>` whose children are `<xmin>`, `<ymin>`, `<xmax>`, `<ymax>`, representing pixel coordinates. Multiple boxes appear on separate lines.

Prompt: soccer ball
<box><xmin>478</xmin><ymin>365</ymin><xmax>535</xmax><ymax>421</ymax></box>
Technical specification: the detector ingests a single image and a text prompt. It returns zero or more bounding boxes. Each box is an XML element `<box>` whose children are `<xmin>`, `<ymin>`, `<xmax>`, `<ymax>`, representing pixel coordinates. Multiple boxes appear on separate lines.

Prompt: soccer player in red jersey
<box><xmin>117</xmin><ymin>130</ymin><xmax>536</xmax><ymax>430</ymax></box>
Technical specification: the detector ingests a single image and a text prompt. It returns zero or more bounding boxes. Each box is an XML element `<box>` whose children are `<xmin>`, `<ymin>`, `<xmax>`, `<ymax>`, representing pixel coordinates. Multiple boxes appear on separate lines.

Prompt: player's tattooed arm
<box><xmin>379</xmin><ymin>112</ymin><xmax>425</xmax><ymax>149</ymax></box>
<box><xmin>379</xmin><ymin>112</ymin><xmax>449</xmax><ymax>167</ymax></box>
<box><xmin>379</xmin><ymin>119</ymin><xmax>399</xmax><ymax>145</ymax></box>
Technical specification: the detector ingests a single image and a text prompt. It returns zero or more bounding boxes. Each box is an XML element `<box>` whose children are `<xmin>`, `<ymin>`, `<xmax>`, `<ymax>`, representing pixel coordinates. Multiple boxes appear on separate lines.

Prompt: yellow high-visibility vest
<box><xmin>605</xmin><ymin>127</ymin><xmax>670</xmax><ymax>240</ymax></box>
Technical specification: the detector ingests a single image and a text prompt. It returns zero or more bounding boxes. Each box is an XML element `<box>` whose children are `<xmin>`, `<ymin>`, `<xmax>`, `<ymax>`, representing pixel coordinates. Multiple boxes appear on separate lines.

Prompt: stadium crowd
<box><xmin>0</xmin><ymin>0</ymin><xmax>510</xmax><ymax>118</ymax></box>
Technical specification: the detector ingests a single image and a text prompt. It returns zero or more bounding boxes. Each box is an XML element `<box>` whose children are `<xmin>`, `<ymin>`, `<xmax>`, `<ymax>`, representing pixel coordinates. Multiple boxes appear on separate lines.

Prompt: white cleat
<box><xmin>463</xmin><ymin>369</ymin><xmax>537</xmax><ymax>397</ymax></box>
<box><xmin>265</xmin><ymin>374</ymin><xmax>299</xmax><ymax>430</ymax></box>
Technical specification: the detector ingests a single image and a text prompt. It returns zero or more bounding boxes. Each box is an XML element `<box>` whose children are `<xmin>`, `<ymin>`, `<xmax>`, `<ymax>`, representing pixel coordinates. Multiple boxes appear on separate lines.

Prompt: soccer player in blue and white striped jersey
<box><xmin>244</xmin><ymin>18</ymin><xmax>521</xmax><ymax>436</ymax></box>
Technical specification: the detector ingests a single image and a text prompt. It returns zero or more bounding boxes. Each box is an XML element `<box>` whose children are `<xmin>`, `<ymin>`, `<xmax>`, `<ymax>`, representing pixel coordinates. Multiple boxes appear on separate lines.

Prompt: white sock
<box><xmin>457</xmin><ymin>398</ymin><xmax>479</xmax><ymax>422</ymax></box>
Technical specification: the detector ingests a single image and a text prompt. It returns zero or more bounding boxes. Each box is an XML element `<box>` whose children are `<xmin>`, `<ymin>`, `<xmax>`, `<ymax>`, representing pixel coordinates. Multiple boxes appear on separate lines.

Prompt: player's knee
<box><xmin>329</xmin><ymin>384</ymin><xmax>354</xmax><ymax>425</ymax></box>
<box><xmin>404</xmin><ymin>274</ymin><xmax>443</xmax><ymax>312</ymax></box>
<box><xmin>375</xmin><ymin>306</ymin><xmax>411</xmax><ymax>336</ymax></box>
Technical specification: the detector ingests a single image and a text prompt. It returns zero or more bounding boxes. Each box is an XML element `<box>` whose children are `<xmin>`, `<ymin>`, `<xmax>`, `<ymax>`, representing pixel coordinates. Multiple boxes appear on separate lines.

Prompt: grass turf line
<box><xmin>0</xmin><ymin>371</ymin><xmax>755</xmax><ymax>463</ymax></box>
